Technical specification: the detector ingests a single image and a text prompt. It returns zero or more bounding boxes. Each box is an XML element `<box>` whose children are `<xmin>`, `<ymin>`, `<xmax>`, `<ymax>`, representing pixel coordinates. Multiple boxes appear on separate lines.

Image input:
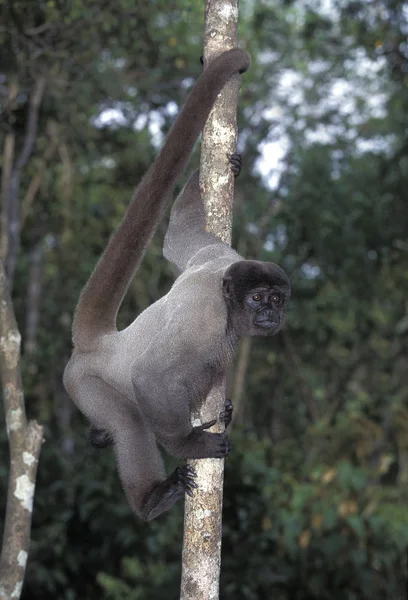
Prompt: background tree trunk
<box><xmin>231</xmin><ymin>337</ymin><xmax>252</xmax><ymax>426</ymax></box>
<box><xmin>0</xmin><ymin>262</ymin><xmax>43</xmax><ymax>600</ymax></box>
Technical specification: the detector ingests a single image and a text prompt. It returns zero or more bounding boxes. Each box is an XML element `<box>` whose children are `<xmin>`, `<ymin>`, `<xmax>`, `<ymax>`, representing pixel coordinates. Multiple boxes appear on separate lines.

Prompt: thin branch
<box><xmin>0</xmin><ymin>261</ymin><xmax>43</xmax><ymax>600</ymax></box>
<box><xmin>323</xmin><ymin>344</ymin><xmax>369</xmax><ymax>425</ymax></box>
<box><xmin>15</xmin><ymin>77</ymin><xmax>47</xmax><ymax>172</ymax></box>
<box><xmin>57</xmin><ymin>137</ymin><xmax>73</xmax><ymax>234</ymax></box>
<box><xmin>24</xmin><ymin>23</ymin><xmax>53</xmax><ymax>36</ymax></box>
<box><xmin>6</xmin><ymin>75</ymin><xmax>46</xmax><ymax>286</ymax></box>
<box><xmin>20</xmin><ymin>120</ymin><xmax>58</xmax><ymax>229</ymax></box>
<box><xmin>24</xmin><ymin>241</ymin><xmax>45</xmax><ymax>356</ymax></box>
<box><xmin>0</xmin><ymin>134</ymin><xmax>15</xmax><ymax>263</ymax></box>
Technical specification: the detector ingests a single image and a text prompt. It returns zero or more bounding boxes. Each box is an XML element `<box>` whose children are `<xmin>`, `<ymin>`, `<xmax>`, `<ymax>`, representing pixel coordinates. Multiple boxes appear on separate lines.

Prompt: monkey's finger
<box><xmin>227</xmin><ymin>152</ymin><xmax>242</xmax><ymax>163</ymax></box>
<box><xmin>227</xmin><ymin>153</ymin><xmax>242</xmax><ymax>177</ymax></box>
<box><xmin>219</xmin><ymin>409</ymin><xmax>232</xmax><ymax>420</ymax></box>
<box><xmin>224</xmin><ymin>398</ymin><xmax>233</xmax><ymax>410</ymax></box>
<box><xmin>200</xmin><ymin>419</ymin><xmax>217</xmax><ymax>430</ymax></box>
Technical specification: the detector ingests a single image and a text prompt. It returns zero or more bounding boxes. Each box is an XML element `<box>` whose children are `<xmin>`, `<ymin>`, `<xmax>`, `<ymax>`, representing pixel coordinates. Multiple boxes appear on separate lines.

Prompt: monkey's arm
<box><xmin>163</xmin><ymin>171</ymin><xmax>240</xmax><ymax>271</ymax></box>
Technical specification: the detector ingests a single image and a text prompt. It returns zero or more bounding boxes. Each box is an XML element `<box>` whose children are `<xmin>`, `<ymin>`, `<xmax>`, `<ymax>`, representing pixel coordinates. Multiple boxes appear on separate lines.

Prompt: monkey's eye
<box><xmin>271</xmin><ymin>294</ymin><xmax>281</xmax><ymax>304</ymax></box>
<box><xmin>252</xmin><ymin>293</ymin><xmax>262</xmax><ymax>302</ymax></box>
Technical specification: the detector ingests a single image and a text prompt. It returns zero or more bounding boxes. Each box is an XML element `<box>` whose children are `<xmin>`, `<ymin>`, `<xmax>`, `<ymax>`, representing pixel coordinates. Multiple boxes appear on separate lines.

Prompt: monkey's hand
<box><xmin>158</xmin><ymin>420</ymin><xmax>230</xmax><ymax>459</ymax></box>
<box><xmin>186</xmin><ymin>420</ymin><xmax>230</xmax><ymax>459</ymax></box>
<box><xmin>219</xmin><ymin>398</ymin><xmax>233</xmax><ymax>428</ymax></box>
<box><xmin>89</xmin><ymin>425</ymin><xmax>113</xmax><ymax>449</ymax></box>
<box><xmin>228</xmin><ymin>153</ymin><xmax>242</xmax><ymax>177</ymax></box>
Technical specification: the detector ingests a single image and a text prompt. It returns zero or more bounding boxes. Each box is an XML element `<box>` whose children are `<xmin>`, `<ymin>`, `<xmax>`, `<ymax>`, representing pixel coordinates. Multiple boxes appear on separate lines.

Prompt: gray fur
<box><xmin>64</xmin><ymin>50</ymin><xmax>290</xmax><ymax>521</ymax></box>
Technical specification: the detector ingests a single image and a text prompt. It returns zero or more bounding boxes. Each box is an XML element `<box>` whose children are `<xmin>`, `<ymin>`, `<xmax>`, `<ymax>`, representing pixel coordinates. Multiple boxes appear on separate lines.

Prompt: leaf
<box><xmin>299</xmin><ymin>529</ymin><xmax>311</xmax><ymax>548</ymax></box>
<box><xmin>322</xmin><ymin>468</ymin><xmax>336</xmax><ymax>484</ymax></box>
<box><xmin>338</xmin><ymin>499</ymin><xmax>358</xmax><ymax>518</ymax></box>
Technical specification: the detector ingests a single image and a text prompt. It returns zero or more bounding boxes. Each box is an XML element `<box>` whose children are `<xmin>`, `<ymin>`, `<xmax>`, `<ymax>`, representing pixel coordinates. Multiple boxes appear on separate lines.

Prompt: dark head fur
<box><xmin>223</xmin><ymin>260</ymin><xmax>291</xmax><ymax>336</ymax></box>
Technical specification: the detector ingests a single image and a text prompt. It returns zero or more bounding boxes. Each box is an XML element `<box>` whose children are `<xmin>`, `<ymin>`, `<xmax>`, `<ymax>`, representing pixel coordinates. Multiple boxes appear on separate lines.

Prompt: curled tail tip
<box><xmin>236</xmin><ymin>49</ymin><xmax>251</xmax><ymax>74</ymax></box>
<box><xmin>220</xmin><ymin>48</ymin><xmax>251</xmax><ymax>74</ymax></box>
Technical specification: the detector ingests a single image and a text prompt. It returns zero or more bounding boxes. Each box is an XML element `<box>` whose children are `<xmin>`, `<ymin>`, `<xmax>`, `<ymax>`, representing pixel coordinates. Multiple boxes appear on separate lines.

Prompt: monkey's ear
<box><xmin>222</xmin><ymin>275</ymin><xmax>234</xmax><ymax>299</ymax></box>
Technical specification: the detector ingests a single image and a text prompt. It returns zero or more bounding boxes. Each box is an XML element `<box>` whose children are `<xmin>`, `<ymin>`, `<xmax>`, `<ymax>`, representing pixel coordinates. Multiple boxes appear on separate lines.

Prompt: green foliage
<box><xmin>2</xmin><ymin>428</ymin><xmax>405</xmax><ymax>600</ymax></box>
<box><xmin>221</xmin><ymin>434</ymin><xmax>407</xmax><ymax>600</ymax></box>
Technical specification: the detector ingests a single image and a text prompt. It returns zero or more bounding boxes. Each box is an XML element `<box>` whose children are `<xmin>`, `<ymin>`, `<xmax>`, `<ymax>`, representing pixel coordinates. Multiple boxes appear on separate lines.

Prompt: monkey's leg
<box><xmin>69</xmin><ymin>375</ymin><xmax>195</xmax><ymax>520</ymax></box>
<box><xmin>113</xmin><ymin>417</ymin><xmax>197</xmax><ymax>521</ymax></box>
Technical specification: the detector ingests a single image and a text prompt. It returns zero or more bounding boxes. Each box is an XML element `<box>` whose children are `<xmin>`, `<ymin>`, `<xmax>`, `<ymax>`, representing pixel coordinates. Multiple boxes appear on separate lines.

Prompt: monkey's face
<box><xmin>223</xmin><ymin>260</ymin><xmax>290</xmax><ymax>337</ymax></box>
<box><xmin>244</xmin><ymin>286</ymin><xmax>286</xmax><ymax>334</ymax></box>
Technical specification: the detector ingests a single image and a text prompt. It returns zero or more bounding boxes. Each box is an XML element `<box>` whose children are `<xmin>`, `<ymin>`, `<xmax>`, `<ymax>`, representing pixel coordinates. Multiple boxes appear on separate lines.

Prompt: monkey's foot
<box><xmin>174</xmin><ymin>464</ymin><xmax>198</xmax><ymax>497</ymax></box>
<box><xmin>89</xmin><ymin>425</ymin><xmax>113</xmax><ymax>449</ymax></box>
<box><xmin>142</xmin><ymin>465</ymin><xmax>197</xmax><ymax>521</ymax></box>
<box><xmin>219</xmin><ymin>398</ymin><xmax>233</xmax><ymax>428</ymax></box>
<box><xmin>228</xmin><ymin>153</ymin><xmax>242</xmax><ymax>177</ymax></box>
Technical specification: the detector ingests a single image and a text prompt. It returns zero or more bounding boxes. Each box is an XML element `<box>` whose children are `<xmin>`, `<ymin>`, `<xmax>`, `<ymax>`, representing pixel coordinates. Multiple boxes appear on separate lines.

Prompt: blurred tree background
<box><xmin>1</xmin><ymin>0</ymin><xmax>408</xmax><ymax>598</ymax></box>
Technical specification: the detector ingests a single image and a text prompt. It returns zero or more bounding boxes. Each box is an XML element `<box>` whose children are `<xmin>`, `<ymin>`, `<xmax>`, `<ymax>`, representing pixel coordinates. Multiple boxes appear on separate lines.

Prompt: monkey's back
<box><xmin>66</xmin><ymin>254</ymin><xmax>239</xmax><ymax>407</ymax></box>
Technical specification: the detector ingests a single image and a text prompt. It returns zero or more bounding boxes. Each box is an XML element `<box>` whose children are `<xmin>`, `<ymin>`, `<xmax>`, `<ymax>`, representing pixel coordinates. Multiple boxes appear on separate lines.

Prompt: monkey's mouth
<box><xmin>254</xmin><ymin>312</ymin><xmax>280</xmax><ymax>333</ymax></box>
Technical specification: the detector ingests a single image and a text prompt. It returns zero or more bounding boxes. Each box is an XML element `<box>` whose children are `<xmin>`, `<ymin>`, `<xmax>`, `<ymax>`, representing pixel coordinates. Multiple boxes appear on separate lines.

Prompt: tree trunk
<box><xmin>180</xmin><ymin>1</ymin><xmax>243</xmax><ymax>598</ymax></box>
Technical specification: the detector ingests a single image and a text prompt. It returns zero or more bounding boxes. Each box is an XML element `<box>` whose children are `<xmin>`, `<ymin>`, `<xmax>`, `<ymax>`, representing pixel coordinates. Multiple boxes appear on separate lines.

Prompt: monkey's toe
<box><xmin>176</xmin><ymin>464</ymin><xmax>198</xmax><ymax>497</ymax></box>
